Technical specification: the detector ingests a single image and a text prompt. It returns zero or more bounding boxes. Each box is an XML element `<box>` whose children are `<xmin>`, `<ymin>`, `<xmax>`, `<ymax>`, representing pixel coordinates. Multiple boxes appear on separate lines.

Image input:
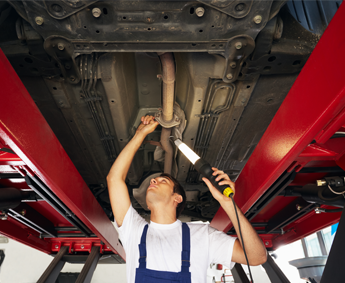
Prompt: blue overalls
<box><xmin>135</xmin><ymin>223</ymin><xmax>192</xmax><ymax>283</ymax></box>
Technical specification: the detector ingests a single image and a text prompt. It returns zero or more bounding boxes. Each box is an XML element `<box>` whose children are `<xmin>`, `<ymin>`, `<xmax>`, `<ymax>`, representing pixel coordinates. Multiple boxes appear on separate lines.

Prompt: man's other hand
<box><xmin>136</xmin><ymin>115</ymin><xmax>159</xmax><ymax>137</ymax></box>
<box><xmin>202</xmin><ymin>167</ymin><xmax>235</xmax><ymax>203</ymax></box>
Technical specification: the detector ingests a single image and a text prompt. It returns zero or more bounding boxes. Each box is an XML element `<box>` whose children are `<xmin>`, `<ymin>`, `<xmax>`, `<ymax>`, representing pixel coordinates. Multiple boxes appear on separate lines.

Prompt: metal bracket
<box><xmin>44</xmin><ymin>36</ymin><xmax>80</xmax><ymax>84</ymax></box>
<box><xmin>224</xmin><ymin>35</ymin><xmax>255</xmax><ymax>83</ymax></box>
<box><xmin>210</xmin><ymin>35</ymin><xmax>255</xmax><ymax>83</ymax></box>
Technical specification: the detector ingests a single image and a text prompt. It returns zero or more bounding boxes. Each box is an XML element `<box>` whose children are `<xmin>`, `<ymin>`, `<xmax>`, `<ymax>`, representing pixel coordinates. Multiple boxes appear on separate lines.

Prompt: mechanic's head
<box><xmin>146</xmin><ymin>173</ymin><xmax>186</xmax><ymax>218</ymax></box>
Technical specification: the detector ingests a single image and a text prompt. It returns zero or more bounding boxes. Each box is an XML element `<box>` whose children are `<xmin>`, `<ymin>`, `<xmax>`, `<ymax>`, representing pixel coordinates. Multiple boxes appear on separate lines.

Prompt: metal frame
<box><xmin>37</xmin><ymin>245</ymin><xmax>102</xmax><ymax>283</ymax></box>
<box><xmin>231</xmin><ymin>263</ymin><xmax>250</xmax><ymax>283</ymax></box>
<box><xmin>75</xmin><ymin>246</ymin><xmax>101</xmax><ymax>283</ymax></box>
<box><xmin>37</xmin><ymin>246</ymin><xmax>68</xmax><ymax>283</ymax></box>
<box><xmin>0</xmin><ymin>49</ymin><xmax>125</xmax><ymax>260</ymax></box>
<box><xmin>211</xmin><ymin>2</ymin><xmax>345</xmax><ymax>248</ymax></box>
<box><xmin>0</xmin><ymin>216</ymin><xmax>51</xmax><ymax>253</ymax></box>
<box><xmin>320</xmin><ymin>205</ymin><xmax>345</xmax><ymax>283</ymax></box>
<box><xmin>262</xmin><ymin>254</ymin><xmax>291</xmax><ymax>283</ymax></box>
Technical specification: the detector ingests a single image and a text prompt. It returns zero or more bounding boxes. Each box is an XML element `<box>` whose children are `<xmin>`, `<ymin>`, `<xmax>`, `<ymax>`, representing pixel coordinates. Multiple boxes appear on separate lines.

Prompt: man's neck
<box><xmin>150</xmin><ymin>205</ymin><xmax>177</xmax><ymax>224</ymax></box>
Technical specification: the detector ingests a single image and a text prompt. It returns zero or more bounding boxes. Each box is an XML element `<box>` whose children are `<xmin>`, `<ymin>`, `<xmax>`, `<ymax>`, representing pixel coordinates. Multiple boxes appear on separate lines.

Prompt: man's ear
<box><xmin>174</xmin><ymin>194</ymin><xmax>183</xmax><ymax>204</ymax></box>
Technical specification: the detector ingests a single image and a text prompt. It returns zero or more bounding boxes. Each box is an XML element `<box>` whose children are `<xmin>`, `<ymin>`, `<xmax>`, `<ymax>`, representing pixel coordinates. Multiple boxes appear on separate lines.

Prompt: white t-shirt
<box><xmin>116</xmin><ymin>205</ymin><xmax>237</xmax><ymax>283</ymax></box>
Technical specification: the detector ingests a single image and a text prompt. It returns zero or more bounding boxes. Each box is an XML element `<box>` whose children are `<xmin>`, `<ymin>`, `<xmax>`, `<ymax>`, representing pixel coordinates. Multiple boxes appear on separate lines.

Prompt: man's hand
<box><xmin>202</xmin><ymin>167</ymin><xmax>235</xmax><ymax>203</ymax></box>
<box><xmin>136</xmin><ymin>115</ymin><xmax>159</xmax><ymax>137</ymax></box>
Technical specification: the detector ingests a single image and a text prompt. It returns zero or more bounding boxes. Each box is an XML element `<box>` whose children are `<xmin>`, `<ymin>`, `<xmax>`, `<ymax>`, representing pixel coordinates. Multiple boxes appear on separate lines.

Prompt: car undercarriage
<box><xmin>1</xmin><ymin>0</ymin><xmax>345</xmax><ymax>275</ymax></box>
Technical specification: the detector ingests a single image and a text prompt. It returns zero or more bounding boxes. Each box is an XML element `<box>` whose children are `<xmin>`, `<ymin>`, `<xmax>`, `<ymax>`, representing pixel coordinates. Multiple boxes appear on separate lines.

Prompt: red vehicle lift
<box><xmin>0</xmin><ymin>2</ymin><xmax>345</xmax><ymax>283</ymax></box>
<box><xmin>0</xmin><ymin>40</ymin><xmax>125</xmax><ymax>281</ymax></box>
<box><xmin>211</xmin><ymin>2</ymin><xmax>345</xmax><ymax>282</ymax></box>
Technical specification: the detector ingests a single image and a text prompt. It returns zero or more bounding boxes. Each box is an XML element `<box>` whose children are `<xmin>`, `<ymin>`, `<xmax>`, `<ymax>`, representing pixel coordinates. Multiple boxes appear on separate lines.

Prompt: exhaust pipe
<box><xmin>158</xmin><ymin>53</ymin><xmax>175</xmax><ymax>175</ymax></box>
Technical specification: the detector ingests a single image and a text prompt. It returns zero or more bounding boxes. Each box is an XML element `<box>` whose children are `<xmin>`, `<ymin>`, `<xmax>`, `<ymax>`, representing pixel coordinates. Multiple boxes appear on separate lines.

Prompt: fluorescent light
<box><xmin>174</xmin><ymin>139</ymin><xmax>200</xmax><ymax>164</ymax></box>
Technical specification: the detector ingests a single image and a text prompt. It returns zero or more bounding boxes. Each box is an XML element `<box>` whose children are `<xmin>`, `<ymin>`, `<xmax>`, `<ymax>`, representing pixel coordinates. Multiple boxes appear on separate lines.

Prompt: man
<box><xmin>107</xmin><ymin>115</ymin><xmax>267</xmax><ymax>283</ymax></box>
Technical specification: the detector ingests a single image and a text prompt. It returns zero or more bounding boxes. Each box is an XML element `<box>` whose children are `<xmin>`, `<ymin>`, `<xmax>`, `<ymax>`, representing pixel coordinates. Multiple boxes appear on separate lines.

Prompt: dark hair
<box><xmin>160</xmin><ymin>173</ymin><xmax>186</xmax><ymax>218</ymax></box>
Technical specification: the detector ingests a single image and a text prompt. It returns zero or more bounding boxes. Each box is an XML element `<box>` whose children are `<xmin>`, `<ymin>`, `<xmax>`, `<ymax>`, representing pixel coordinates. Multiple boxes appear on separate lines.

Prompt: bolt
<box><xmin>92</xmin><ymin>7</ymin><xmax>102</xmax><ymax>18</ymax></box>
<box><xmin>235</xmin><ymin>42</ymin><xmax>242</xmax><ymax>50</ymax></box>
<box><xmin>70</xmin><ymin>76</ymin><xmax>76</xmax><ymax>82</ymax></box>
<box><xmin>57</xmin><ymin>43</ymin><xmax>65</xmax><ymax>51</ymax></box>
<box><xmin>315</xmin><ymin>208</ymin><xmax>321</xmax><ymax>214</ymax></box>
<box><xmin>254</xmin><ymin>15</ymin><xmax>262</xmax><ymax>24</ymax></box>
<box><xmin>35</xmin><ymin>16</ymin><xmax>44</xmax><ymax>26</ymax></box>
<box><xmin>71</xmin><ymin>248</ymin><xmax>74</xmax><ymax>252</ymax></box>
<box><xmin>296</xmin><ymin>205</ymin><xmax>302</xmax><ymax>211</ymax></box>
<box><xmin>265</xmin><ymin>241</ymin><xmax>269</xmax><ymax>246</ymax></box>
<box><xmin>235</xmin><ymin>3</ymin><xmax>245</xmax><ymax>11</ymax></box>
<box><xmin>175</xmin><ymin>117</ymin><xmax>179</xmax><ymax>122</ymax></box>
<box><xmin>230</xmin><ymin>62</ymin><xmax>236</xmax><ymax>69</ymax></box>
<box><xmin>55</xmin><ymin>245</ymin><xmax>58</xmax><ymax>249</ymax></box>
<box><xmin>226</xmin><ymin>73</ymin><xmax>233</xmax><ymax>80</ymax></box>
<box><xmin>81</xmin><ymin>245</ymin><xmax>84</xmax><ymax>249</ymax></box>
<box><xmin>195</xmin><ymin>7</ymin><xmax>205</xmax><ymax>17</ymax></box>
<box><xmin>241</xmin><ymin>98</ymin><xmax>246</xmax><ymax>103</ymax></box>
<box><xmin>21</xmin><ymin>209</ymin><xmax>26</xmax><ymax>216</ymax></box>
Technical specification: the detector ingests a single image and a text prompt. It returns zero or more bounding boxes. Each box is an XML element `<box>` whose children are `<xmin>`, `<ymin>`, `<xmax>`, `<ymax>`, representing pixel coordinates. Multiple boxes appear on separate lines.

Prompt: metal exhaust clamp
<box><xmin>155</xmin><ymin>109</ymin><xmax>181</xmax><ymax>128</ymax></box>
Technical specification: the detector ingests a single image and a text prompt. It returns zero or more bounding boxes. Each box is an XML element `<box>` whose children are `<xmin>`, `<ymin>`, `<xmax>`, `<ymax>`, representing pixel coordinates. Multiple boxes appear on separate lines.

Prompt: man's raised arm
<box><xmin>203</xmin><ymin>168</ymin><xmax>267</xmax><ymax>266</ymax></box>
<box><xmin>107</xmin><ymin>115</ymin><xmax>159</xmax><ymax>227</ymax></box>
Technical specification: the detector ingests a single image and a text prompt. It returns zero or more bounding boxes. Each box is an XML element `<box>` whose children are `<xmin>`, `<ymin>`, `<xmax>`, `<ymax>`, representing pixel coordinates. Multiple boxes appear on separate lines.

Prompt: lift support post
<box><xmin>37</xmin><ymin>246</ymin><xmax>68</xmax><ymax>283</ymax></box>
<box><xmin>262</xmin><ymin>254</ymin><xmax>291</xmax><ymax>283</ymax></box>
<box><xmin>231</xmin><ymin>264</ymin><xmax>250</xmax><ymax>283</ymax></box>
<box><xmin>75</xmin><ymin>246</ymin><xmax>101</xmax><ymax>283</ymax></box>
<box><xmin>320</xmin><ymin>205</ymin><xmax>345</xmax><ymax>283</ymax></box>
<box><xmin>37</xmin><ymin>246</ymin><xmax>101</xmax><ymax>283</ymax></box>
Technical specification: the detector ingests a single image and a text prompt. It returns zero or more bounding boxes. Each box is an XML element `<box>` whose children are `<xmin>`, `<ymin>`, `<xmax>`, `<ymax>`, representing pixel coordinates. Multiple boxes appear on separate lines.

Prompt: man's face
<box><xmin>146</xmin><ymin>176</ymin><xmax>175</xmax><ymax>208</ymax></box>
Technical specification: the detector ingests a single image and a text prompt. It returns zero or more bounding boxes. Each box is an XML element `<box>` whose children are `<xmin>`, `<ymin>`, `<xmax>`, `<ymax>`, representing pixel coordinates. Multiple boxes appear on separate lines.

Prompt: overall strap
<box><xmin>138</xmin><ymin>224</ymin><xmax>149</xmax><ymax>269</ymax></box>
<box><xmin>181</xmin><ymin>223</ymin><xmax>191</xmax><ymax>273</ymax></box>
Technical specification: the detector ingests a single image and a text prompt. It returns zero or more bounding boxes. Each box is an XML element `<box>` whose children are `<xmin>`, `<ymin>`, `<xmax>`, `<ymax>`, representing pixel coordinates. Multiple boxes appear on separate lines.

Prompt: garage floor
<box><xmin>0</xmin><ymin>237</ymin><xmax>307</xmax><ymax>283</ymax></box>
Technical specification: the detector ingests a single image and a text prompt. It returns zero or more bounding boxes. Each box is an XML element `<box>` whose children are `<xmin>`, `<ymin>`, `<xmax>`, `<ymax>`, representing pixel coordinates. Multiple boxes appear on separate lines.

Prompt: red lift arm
<box><xmin>211</xmin><ymin>1</ymin><xmax>345</xmax><ymax>249</ymax></box>
<box><xmin>0</xmin><ymin>50</ymin><xmax>125</xmax><ymax>260</ymax></box>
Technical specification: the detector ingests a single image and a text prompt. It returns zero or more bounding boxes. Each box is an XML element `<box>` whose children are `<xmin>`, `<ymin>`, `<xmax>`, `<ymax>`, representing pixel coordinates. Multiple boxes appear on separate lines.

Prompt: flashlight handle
<box><xmin>194</xmin><ymin>159</ymin><xmax>234</xmax><ymax>198</ymax></box>
<box><xmin>207</xmin><ymin>174</ymin><xmax>234</xmax><ymax>198</ymax></box>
